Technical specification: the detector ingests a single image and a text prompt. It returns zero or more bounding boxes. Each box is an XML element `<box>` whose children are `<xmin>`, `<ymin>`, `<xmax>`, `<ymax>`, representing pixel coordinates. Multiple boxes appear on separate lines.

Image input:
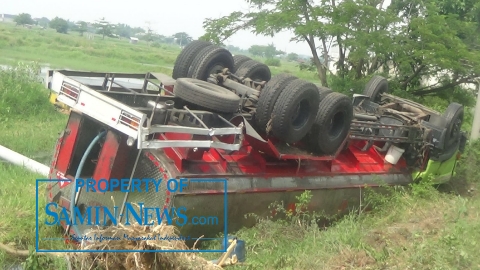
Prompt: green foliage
<box><xmin>93</xmin><ymin>18</ymin><xmax>118</xmax><ymax>40</ymax></box>
<box><xmin>264</xmin><ymin>58</ymin><xmax>281</xmax><ymax>67</ymax></box>
<box><xmin>286</xmin><ymin>52</ymin><xmax>298</xmax><ymax>62</ymax></box>
<box><xmin>173</xmin><ymin>32</ymin><xmax>193</xmax><ymax>46</ymax></box>
<box><xmin>0</xmin><ymin>62</ymin><xmax>56</xmax><ymax>123</ymax></box>
<box><xmin>72</xmin><ymin>21</ymin><xmax>87</xmax><ymax>36</ymax></box>
<box><xmin>49</xmin><ymin>17</ymin><xmax>69</xmax><ymax>34</ymax></box>
<box><xmin>202</xmin><ymin>0</ymin><xmax>480</xmax><ymax>98</ymax></box>
<box><xmin>248</xmin><ymin>43</ymin><xmax>284</xmax><ymax>58</ymax></box>
<box><xmin>14</xmin><ymin>13</ymin><xmax>34</xmax><ymax>26</ymax></box>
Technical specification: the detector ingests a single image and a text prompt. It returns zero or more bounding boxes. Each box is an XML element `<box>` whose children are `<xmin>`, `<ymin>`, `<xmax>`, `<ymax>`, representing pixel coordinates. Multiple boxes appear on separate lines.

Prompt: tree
<box><xmin>173</xmin><ymin>32</ymin><xmax>193</xmax><ymax>46</ymax></box>
<box><xmin>201</xmin><ymin>0</ymin><xmax>480</xmax><ymax>94</ymax></box>
<box><xmin>49</xmin><ymin>17</ymin><xmax>69</xmax><ymax>34</ymax></box>
<box><xmin>37</xmin><ymin>17</ymin><xmax>50</xmax><ymax>28</ymax></box>
<box><xmin>72</xmin><ymin>21</ymin><xmax>88</xmax><ymax>36</ymax></box>
<box><xmin>94</xmin><ymin>18</ymin><xmax>115</xmax><ymax>39</ymax></box>
<box><xmin>14</xmin><ymin>13</ymin><xmax>34</xmax><ymax>26</ymax></box>
<box><xmin>287</xmin><ymin>53</ymin><xmax>299</xmax><ymax>62</ymax></box>
<box><xmin>248</xmin><ymin>44</ymin><xmax>284</xmax><ymax>58</ymax></box>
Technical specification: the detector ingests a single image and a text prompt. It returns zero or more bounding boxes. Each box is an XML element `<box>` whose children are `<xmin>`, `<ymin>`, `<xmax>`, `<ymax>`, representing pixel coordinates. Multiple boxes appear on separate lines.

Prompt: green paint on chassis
<box><xmin>413</xmin><ymin>150</ymin><xmax>460</xmax><ymax>184</ymax></box>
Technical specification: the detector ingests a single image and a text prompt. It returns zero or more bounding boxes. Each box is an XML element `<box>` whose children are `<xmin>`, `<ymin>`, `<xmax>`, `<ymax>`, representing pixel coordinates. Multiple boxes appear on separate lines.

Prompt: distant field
<box><xmin>0</xmin><ymin>23</ymin><xmax>321</xmax><ymax>83</ymax></box>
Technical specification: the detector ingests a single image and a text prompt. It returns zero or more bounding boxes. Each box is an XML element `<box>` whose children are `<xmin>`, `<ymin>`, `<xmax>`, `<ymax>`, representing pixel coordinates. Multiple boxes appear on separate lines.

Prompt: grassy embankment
<box><xmin>0</xmin><ymin>22</ymin><xmax>479</xmax><ymax>269</ymax></box>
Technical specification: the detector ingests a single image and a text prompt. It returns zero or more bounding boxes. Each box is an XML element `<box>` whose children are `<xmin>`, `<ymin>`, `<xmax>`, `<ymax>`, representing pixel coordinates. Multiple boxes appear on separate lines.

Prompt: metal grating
<box><xmin>46</xmin><ymin>150</ymin><xmax>171</xmax><ymax>237</ymax></box>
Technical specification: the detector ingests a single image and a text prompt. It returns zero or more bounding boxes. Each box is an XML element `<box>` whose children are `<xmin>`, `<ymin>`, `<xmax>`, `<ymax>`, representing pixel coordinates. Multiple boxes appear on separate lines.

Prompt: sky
<box><xmin>2</xmin><ymin>0</ymin><xmax>315</xmax><ymax>55</ymax></box>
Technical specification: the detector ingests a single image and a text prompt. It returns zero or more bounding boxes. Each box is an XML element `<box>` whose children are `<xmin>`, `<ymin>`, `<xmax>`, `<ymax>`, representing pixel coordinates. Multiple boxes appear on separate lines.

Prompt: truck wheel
<box><xmin>271</xmin><ymin>79</ymin><xmax>320</xmax><ymax>143</ymax></box>
<box><xmin>443</xmin><ymin>102</ymin><xmax>464</xmax><ymax>147</ymax></box>
<box><xmin>255</xmin><ymin>73</ymin><xmax>297</xmax><ymax>131</ymax></box>
<box><xmin>234</xmin><ymin>60</ymin><xmax>271</xmax><ymax>82</ymax></box>
<box><xmin>306</xmin><ymin>92</ymin><xmax>353</xmax><ymax>155</ymax></box>
<box><xmin>363</xmin><ymin>75</ymin><xmax>388</xmax><ymax>103</ymax></box>
<box><xmin>174</xmin><ymin>78</ymin><xmax>240</xmax><ymax>113</ymax></box>
<box><xmin>318</xmin><ymin>86</ymin><xmax>333</xmax><ymax>101</ymax></box>
<box><xmin>187</xmin><ymin>45</ymin><xmax>234</xmax><ymax>81</ymax></box>
<box><xmin>172</xmin><ymin>40</ymin><xmax>213</xmax><ymax>79</ymax></box>
<box><xmin>233</xmin><ymin>55</ymin><xmax>252</xmax><ymax>72</ymax></box>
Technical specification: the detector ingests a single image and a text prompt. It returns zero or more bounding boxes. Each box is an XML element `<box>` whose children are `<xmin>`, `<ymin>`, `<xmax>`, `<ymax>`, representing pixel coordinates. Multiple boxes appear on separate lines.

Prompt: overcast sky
<box><xmin>2</xmin><ymin>0</ymin><xmax>315</xmax><ymax>55</ymax></box>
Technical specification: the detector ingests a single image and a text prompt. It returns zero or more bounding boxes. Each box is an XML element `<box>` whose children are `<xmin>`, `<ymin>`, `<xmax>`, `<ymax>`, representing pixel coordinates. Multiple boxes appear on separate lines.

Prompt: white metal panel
<box><xmin>52</xmin><ymin>71</ymin><xmax>146</xmax><ymax>139</ymax></box>
<box><xmin>50</xmin><ymin>72</ymin><xmax>65</xmax><ymax>93</ymax></box>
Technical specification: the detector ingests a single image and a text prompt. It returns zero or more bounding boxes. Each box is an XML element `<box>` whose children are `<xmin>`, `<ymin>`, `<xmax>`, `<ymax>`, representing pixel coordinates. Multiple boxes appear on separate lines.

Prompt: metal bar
<box><xmin>142</xmin><ymin>73</ymin><xmax>149</xmax><ymax>93</ymax></box>
<box><xmin>118</xmin><ymin>148</ymin><xmax>143</xmax><ymax>224</ymax></box>
<box><xmin>102</xmin><ymin>74</ymin><xmax>108</xmax><ymax>90</ymax></box>
<box><xmin>349</xmin><ymin>134</ymin><xmax>424</xmax><ymax>142</ymax></box>
<box><xmin>143</xmin><ymin>125</ymin><xmax>243</xmax><ymax>136</ymax></box>
<box><xmin>141</xmin><ymin>140</ymin><xmax>242</xmax><ymax>151</ymax></box>
<box><xmin>107</xmin><ymin>74</ymin><xmax>115</xmax><ymax>91</ymax></box>
<box><xmin>382</xmin><ymin>93</ymin><xmax>439</xmax><ymax>115</ymax></box>
<box><xmin>48</xmin><ymin>70</ymin><xmax>150</xmax><ymax>79</ymax></box>
<box><xmin>110</xmin><ymin>80</ymin><xmax>138</xmax><ymax>94</ymax></box>
<box><xmin>222</xmin><ymin>78</ymin><xmax>260</xmax><ymax>97</ymax></box>
<box><xmin>354</xmin><ymin>113</ymin><xmax>377</xmax><ymax>121</ymax></box>
<box><xmin>183</xmin><ymin>106</ymin><xmax>209</xmax><ymax>129</ymax></box>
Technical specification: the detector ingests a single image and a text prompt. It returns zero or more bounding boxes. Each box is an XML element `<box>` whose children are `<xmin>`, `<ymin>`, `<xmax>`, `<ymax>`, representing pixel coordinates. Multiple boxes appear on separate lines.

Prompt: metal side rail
<box><xmin>349</xmin><ymin>120</ymin><xmax>428</xmax><ymax>143</ymax></box>
<box><xmin>140</xmin><ymin>108</ymin><xmax>244</xmax><ymax>151</ymax></box>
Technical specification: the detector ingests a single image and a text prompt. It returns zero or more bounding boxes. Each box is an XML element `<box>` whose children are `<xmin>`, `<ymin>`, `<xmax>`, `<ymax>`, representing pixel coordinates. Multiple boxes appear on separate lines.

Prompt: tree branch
<box><xmin>412</xmin><ymin>77</ymin><xmax>477</xmax><ymax>95</ymax></box>
<box><xmin>401</xmin><ymin>64</ymin><xmax>425</xmax><ymax>89</ymax></box>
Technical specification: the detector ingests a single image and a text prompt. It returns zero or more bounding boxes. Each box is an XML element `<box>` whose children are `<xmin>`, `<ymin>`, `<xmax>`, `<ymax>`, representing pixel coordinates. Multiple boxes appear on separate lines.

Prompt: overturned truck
<box><xmin>45</xmin><ymin>40</ymin><xmax>467</xmax><ymax>242</ymax></box>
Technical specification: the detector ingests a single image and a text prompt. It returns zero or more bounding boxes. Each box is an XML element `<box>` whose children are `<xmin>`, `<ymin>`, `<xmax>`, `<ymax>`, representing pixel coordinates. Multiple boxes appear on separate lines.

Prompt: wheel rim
<box><xmin>208</xmin><ymin>63</ymin><xmax>225</xmax><ymax>76</ymax></box>
<box><xmin>291</xmin><ymin>100</ymin><xmax>310</xmax><ymax>130</ymax></box>
<box><xmin>450</xmin><ymin>116</ymin><xmax>463</xmax><ymax>141</ymax></box>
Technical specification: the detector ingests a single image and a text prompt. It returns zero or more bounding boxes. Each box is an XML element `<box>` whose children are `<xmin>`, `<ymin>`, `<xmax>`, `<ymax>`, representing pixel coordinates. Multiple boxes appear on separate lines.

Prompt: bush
<box><xmin>0</xmin><ymin>62</ymin><xmax>55</xmax><ymax>122</ymax></box>
<box><xmin>265</xmin><ymin>58</ymin><xmax>281</xmax><ymax>67</ymax></box>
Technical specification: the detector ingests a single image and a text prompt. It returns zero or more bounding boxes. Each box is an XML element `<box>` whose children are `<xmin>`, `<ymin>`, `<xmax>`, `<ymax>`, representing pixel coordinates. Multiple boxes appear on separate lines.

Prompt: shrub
<box><xmin>0</xmin><ymin>62</ymin><xmax>55</xmax><ymax>122</ymax></box>
<box><xmin>265</xmin><ymin>58</ymin><xmax>281</xmax><ymax>67</ymax></box>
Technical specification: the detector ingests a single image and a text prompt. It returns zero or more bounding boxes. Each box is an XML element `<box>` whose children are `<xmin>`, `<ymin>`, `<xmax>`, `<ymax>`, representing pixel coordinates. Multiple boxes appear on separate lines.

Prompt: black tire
<box><xmin>306</xmin><ymin>92</ymin><xmax>353</xmax><ymax>155</ymax></box>
<box><xmin>233</xmin><ymin>55</ymin><xmax>252</xmax><ymax>72</ymax></box>
<box><xmin>430</xmin><ymin>139</ymin><xmax>459</xmax><ymax>162</ymax></box>
<box><xmin>271</xmin><ymin>79</ymin><xmax>320</xmax><ymax>143</ymax></box>
<box><xmin>234</xmin><ymin>60</ymin><xmax>271</xmax><ymax>82</ymax></box>
<box><xmin>187</xmin><ymin>45</ymin><xmax>234</xmax><ymax>81</ymax></box>
<box><xmin>318</xmin><ymin>86</ymin><xmax>333</xmax><ymax>101</ymax></box>
<box><xmin>443</xmin><ymin>102</ymin><xmax>464</xmax><ymax>147</ymax></box>
<box><xmin>172</xmin><ymin>40</ymin><xmax>213</xmax><ymax>79</ymax></box>
<box><xmin>363</xmin><ymin>75</ymin><xmax>388</xmax><ymax>103</ymax></box>
<box><xmin>255</xmin><ymin>73</ymin><xmax>297</xmax><ymax>131</ymax></box>
<box><xmin>174</xmin><ymin>78</ymin><xmax>240</xmax><ymax>113</ymax></box>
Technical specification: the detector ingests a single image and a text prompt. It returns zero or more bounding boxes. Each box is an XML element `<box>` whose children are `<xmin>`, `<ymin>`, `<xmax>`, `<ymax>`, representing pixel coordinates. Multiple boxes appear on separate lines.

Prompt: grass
<box><xmin>0</xmin><ymin>23</ymin><xmax>321</xmax><ymax>83</ymax></box>
<box><xmin>0</xmin><ymin>21</ymin><xmax>479</xmax><ymax>270</ymax></box>
<box><xmin>0</xmin><ymin>62</ymin><xmax>69</xmax><ymax>269</ymax></box>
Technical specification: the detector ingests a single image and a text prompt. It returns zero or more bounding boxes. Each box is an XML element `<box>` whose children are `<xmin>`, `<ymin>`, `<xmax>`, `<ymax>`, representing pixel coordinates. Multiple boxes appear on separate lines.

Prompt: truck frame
<box><xmin>43</xmin><ymin>42</ymin><xmax>467</xmax><ymax>243</ymax></box>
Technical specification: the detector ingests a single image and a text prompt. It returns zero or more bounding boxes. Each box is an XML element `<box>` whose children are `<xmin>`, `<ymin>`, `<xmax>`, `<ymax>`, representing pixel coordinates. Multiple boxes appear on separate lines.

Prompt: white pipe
<box><xmin>0</xmin><ymin>145</ymin><xmax>50</xmax><ymax>177</ymax></box>
<box><xmin>470</xmin><ymin>79</ymin><xmax>480</xmax><ymax>141</ymax></box>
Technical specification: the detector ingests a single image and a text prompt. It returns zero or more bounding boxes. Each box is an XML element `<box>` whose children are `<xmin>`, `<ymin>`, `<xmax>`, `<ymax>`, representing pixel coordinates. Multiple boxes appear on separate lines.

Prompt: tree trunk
<box><xmin>303</xmin><ymin>36</ymin><xmax>328</xmax><ymax>86</ymax></box>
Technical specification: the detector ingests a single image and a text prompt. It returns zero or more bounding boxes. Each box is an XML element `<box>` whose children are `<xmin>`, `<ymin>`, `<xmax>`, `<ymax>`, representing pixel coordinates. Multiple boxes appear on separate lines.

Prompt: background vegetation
<box><xmin>0</xmin><ymin>3</ymin><xmax>480</xmax><ymax>267</ymax></box>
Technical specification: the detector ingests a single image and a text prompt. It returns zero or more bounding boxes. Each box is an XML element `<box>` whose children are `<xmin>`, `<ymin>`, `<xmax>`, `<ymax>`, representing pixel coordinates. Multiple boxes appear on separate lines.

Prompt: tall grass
<box><xmin>0</xmin><ymin>62</ymin><xmax>69</xmax><ymax>269</ymax></box>
<box><xmin>0</xmin><ymin>62</ymin><xmax>54</xmax><ymax>121</ymax></box>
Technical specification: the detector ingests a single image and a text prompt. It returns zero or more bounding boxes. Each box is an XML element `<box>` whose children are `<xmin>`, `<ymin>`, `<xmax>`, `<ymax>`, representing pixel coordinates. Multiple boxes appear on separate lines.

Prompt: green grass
<box><xmin>0</xmin><ymin>62</ymin><xmax>69</xmax><ymax>269</ymax></box>
<box><xmin>0</xmin><ymin>21</ymin><xmax>479</xmax><ymax>270</ymax></box>
<box><xmin>199</xmin><ymin>173</ymin><xmax>480</xmax><ymax>269</ymax></box>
